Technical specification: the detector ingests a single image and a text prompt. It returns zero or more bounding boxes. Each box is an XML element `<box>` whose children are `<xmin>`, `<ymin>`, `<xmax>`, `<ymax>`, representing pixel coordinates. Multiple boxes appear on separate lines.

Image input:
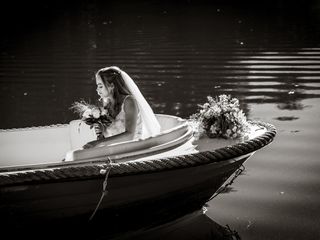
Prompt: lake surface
<box><xmin>1</xmin><ymin>1</ymin><xmax>320</xmax><ymax>239</ymax></box>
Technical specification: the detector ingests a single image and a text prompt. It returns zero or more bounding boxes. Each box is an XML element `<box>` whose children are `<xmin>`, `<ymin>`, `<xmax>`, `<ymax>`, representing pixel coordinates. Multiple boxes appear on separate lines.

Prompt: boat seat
<box><xmin>68</xmin><ymin>114</ymin><xmax>187</xmax><ymax>150</ymax></box>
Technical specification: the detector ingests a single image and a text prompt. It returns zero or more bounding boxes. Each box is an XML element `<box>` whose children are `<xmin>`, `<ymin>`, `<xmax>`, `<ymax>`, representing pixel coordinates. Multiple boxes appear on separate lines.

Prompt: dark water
<box><xmin>1</xmin><ymin>1</ymin><xmax>320</xmax><ymax>239</ymax></box>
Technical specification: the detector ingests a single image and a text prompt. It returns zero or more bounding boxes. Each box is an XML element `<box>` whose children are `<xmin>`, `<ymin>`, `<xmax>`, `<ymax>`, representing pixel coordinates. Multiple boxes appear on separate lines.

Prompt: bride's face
<box><xmin>96</xmin><ymin>76</ymin><xmax>113</xmax><ymax>100</ymax></box>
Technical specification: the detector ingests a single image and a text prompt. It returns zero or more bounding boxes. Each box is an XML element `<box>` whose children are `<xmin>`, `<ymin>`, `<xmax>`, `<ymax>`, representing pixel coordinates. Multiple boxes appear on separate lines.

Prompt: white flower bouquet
<box><xmin>70</xmin><ymin>100</ymin><xmax>113</xmax><ymax>140</ymax></box>
<box><xmin>189</xmin><ymin>94</ymin><xmax>249</xmax><ymax>139</ymax></box>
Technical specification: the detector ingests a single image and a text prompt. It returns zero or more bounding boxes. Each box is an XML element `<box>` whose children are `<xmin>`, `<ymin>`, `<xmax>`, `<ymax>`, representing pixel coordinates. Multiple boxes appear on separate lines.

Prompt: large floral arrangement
<box><xmin>189</xmin><ymin>94</ymin><xmax>249</xmax><ymax>139</ymax></box>
<box><xmin>70</xmin><ymin>100</ymin><xmax>113</xmax><ymax>140</ymax></box>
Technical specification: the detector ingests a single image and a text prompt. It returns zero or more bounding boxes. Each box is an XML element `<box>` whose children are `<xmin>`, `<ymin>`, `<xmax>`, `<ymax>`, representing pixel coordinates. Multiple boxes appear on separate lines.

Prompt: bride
<box><xmin>83</xmin><ymin>66</ymin><xmax>161</xmax><ymax>148</ymax></box>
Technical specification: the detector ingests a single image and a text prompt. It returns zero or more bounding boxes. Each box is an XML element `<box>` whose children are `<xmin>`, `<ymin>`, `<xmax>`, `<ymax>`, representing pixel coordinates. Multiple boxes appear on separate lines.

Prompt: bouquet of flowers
<box><xmin>70</xmin><ymin>100</ymin><xmax>113</xmax><ymax>140</ymax></box>
<box><xmin>189</xmin><ymin>94</ymin><xmax>249</xmax><ymax>139</ymax></box>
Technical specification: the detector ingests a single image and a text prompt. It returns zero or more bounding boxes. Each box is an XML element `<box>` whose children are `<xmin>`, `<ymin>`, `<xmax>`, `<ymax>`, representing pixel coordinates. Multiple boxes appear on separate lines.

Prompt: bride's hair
<box><xmin>96</xmin><ymin>68</ymin><xmax>131</xmax><ymax>117</ymax></box>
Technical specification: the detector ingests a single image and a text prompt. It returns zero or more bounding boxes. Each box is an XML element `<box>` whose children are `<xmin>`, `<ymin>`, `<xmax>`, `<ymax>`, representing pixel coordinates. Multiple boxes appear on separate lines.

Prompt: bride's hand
<box><xmin>102</xmin><ymin>97</ymin><xmax>112</xmax><ymax>105</ymax></box>
<box><xmin>83</xmin><ymin>139</ymin><xmax>106</xmax><ymax>149</ymax></box>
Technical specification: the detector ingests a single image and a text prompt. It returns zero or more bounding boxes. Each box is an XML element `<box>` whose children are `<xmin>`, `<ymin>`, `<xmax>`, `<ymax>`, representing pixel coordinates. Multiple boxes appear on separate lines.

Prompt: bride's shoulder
<box><xmin>123</xmin><ymin>95</ymin><xmax>138</xmax><ymax>112</ymax></box>
<box><xmin>123</xmin><ymin>94</ymin><xmax>137</xmax><ymax>103</ymax></box>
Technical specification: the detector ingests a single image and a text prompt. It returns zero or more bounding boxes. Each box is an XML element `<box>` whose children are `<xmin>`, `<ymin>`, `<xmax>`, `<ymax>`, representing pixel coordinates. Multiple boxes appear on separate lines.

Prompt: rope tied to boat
<box><xmin>208</xmin><ymin>164</ymin><xmax>245</xmax><ymax>201</ymax></box>
<box><xmin>89</xmin><ymin>157</ymin><xmax>113</xmax><ymax>221</ymax></box>
<box><xmin>224</xmin><ymin>224</ymin><xmax>241</xmax><ymax>240</ymax></box>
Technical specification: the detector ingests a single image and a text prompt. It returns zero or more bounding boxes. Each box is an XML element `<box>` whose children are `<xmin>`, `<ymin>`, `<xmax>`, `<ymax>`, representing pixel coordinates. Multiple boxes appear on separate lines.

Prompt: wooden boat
<box><xmin>0</xmin><ymin>114</ymin><xmax>276</xmax><ymax>233</ymax></box>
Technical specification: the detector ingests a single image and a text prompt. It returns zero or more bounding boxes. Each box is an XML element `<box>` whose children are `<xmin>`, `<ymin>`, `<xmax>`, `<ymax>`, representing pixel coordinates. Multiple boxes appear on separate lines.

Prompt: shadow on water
<box><xmin>5</xmin><ymin>206</ymin><xmax>240</xmax><ymax>240</ymax></box>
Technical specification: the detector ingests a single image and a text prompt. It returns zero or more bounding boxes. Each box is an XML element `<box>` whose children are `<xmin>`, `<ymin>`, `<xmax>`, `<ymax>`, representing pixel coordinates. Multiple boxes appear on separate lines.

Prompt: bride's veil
<box><xmin>101</xmin><ymin>66</ymin><xmax>161</xmax><ymax>138</ymax></box>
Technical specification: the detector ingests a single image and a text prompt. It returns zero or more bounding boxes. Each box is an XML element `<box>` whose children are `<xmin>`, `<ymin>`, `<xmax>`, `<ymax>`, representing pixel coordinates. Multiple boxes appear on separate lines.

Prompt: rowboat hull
<box><xmin>1</xmin><ymin>155</ymin><xmax>248</xmax><ymax>228</ymax></box>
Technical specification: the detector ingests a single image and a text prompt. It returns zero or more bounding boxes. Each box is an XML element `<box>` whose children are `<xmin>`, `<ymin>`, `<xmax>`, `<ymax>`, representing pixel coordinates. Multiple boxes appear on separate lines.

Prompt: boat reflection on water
<box><xmin>71</xmin><ymin>207</ymin><xmax>240</xmax><ymax>240</ymax></box>
<box><xmin>9</xmin><ymin>205</ymin><xmax>240</xmax><ymax>240</ymax></box>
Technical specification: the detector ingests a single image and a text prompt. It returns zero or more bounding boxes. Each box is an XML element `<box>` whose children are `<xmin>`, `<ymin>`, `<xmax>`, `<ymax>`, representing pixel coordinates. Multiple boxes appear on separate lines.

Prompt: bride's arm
<box><xmin>83</xmin><ymin>96</ymin><xmax>138</xmax><ymax>149</ymax></box>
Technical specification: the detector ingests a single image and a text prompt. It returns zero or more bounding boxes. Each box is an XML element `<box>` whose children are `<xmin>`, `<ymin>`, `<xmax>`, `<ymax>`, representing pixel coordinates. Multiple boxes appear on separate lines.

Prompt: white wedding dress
<box><xmin>98</xmin><ymin>66</ymin><xmax>161</xmax><ymax>139</ymax></box>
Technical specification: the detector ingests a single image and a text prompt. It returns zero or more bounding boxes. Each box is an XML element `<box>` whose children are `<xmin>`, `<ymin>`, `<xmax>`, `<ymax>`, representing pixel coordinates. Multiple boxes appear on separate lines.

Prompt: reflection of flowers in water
<box><xmin>189</xmin><ymin>94</ymin><xmax>249</xmax><ymax>140</ymax></box>
<box><xmin>274</xmin><ymin>116</ymin><xmax>299</xmax><ymax>121</ymax></box>
<box><xmin>70</xmin><ymin>100</ymin><xmax>113</xmax><ymax>139</ymax></box>
<box><xmin>277</xmin><ymin>102</ymin><xmax>306</xmax><ymax>110</ymax></box>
